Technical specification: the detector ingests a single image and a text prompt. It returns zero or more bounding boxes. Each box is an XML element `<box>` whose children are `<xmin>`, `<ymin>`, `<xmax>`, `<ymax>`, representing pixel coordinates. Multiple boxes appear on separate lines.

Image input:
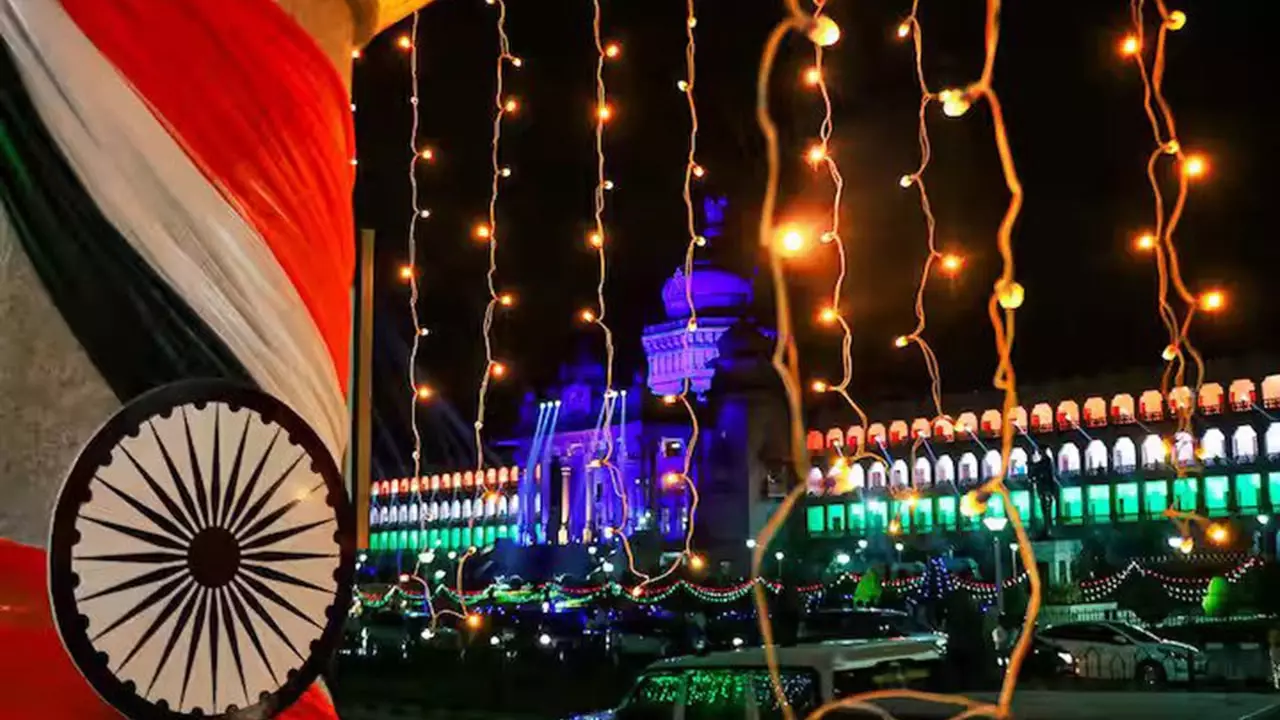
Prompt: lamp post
<box><xmin>983</xmin><ymin>516</ymin><xmax>1009</xmax><ymax>613</ymax></box>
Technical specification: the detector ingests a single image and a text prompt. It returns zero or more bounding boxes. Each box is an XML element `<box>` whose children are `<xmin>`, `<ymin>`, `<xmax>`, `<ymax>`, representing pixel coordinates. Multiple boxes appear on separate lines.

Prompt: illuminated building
<box><xmin>801</xmin><ymin>365</ymin><xmax>1280</xmax><ymax>584</ymax></box>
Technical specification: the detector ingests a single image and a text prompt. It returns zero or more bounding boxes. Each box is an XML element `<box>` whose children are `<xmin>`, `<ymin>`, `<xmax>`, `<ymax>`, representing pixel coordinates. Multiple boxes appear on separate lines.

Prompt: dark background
<box><xmin>352</xmin><ymin>1</ymin><xmax>1279</xmax><ymax>476</ymax></box>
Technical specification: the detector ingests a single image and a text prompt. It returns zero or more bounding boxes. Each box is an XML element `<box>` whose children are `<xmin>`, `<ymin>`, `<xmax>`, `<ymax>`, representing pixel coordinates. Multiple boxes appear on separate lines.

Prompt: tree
<box><xmin>853</xmin><ymin>568</ymin><xmax>882</xmax><ymax>606</ymax></box>
<box><xmin>1115</xmin><ymin>573</ymin><xmax>1176</xmax><ymax>625</ymax></box>
<box><xmin>1202</xmin><ymin>576</ymin><xmax>1230</xmax><ymax>617</ymax></box>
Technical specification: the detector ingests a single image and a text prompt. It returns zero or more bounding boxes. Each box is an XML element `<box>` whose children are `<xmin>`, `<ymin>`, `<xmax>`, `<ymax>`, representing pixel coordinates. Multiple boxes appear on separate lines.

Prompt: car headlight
<box><xmin>1057</xmin><ymin>651</ymin><xmax>1074</xmax><ymax>665</ymax></box>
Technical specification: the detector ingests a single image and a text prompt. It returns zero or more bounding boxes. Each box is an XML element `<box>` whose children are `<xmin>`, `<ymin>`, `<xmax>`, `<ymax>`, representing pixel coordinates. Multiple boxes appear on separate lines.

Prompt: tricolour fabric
<box><xmin>0</xmin><ymin>0</ymin><xmax>347</xmax><ymax>458</ymax></box>
<box><xmin>60</xmin><ymin>0</ymin><xmax>357</xmax><ymax>389</ymax></box>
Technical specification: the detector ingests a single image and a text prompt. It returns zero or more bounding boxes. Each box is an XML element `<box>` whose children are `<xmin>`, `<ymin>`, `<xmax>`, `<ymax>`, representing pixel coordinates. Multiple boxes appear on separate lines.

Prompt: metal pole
<box><xmin>353</xmin><ymin>229</ymin><xmax>376</xmax><ymax>551</ymax></box>
<box><xmin>993</xmin><ymin>536</ymin><xmax>1004</xmax><ymax>614</ymax></box>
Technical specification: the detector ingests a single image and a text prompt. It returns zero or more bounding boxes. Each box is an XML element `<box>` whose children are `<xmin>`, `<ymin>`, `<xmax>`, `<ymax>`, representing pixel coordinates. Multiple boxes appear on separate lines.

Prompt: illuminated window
<box><xmin>891</xmin><ymin>459</ymin><xmax>909</xmax><ymax>486</ymax></box>
<box><xmin>1172</xmin><ymin>477</ymin><xmax>1198</xmax><ymax>512</ymax></box>
<box><xmin>1010</xmin><ymin>489</ymin><xmax>1032</xmax><ymax>525</ymax></box>
<box><xmin>1059</xmin><ymin>487</ymin><xmax>1083</xmax><ymax>524</ymax></box>
<box><xmin>1141</xmin><ymin>434</ymin><xmax>1167</xmax><ymax>469</ymax></box>
<box><xmin>1173</xmin><ymin>432</ymin><xmax>1195</xmax><ymax>467</ymax></box>
<box><xmin>914</xmin><ymin>457</ymin><xmax>932</xmax><ymax>486</ymax></box>
<box><xmin>1112</xmin><ymin>437</ymin><xmax>1137</xmax><ymax>472</ymax></box>
<box><xmin>935</xmin><ymin>455</ymin><xmax>955</xmax><ymax>484</ymax></box>
<box><xmin>1086</xmin><ymin>485</ymin><xmax>1111</xmax><ymax>523</ymax></box>
<box><xmin>868</xmin><ymin>463</ymin><xmax>886</xmax><ymax>487</ymax></box>
<box><xmin>847</xmin><ymin>502</ymin><xmax>866</xmax><ymax>534</ymax></box>
<box><xmin>867</xmin><ymin>499</ymin><xmax>888</xmax><ymax>531</ymax></box>
<box><xmin>1085</xmin><ymin>440</ymin><xmax>1108</xmax><ymax>475</ymax></box>
<box><xmin>807</xmin><ymin>506</ymin><xmax>825</xmax><ymax>536</ymax></box>
<box><xmin>1235</xmin><ymin>473</ymin><xmax>1261</xmax><ymax>514</ymax></box>
<box><xmin>936</xmin><ymin>495</ymin><xmax>957</xmax><ymax>530</ymax></box>
<box><xmin>914</xmin><ymin>498</ymin><xmax>934</xmax><ymax>531</ymax></box>
<box><xmin>1233</xmin><ymin>425</ymin><xmax>1259</xmax><ymax>462</ymax></box>
<box><xmin>1115</xmin><ymin>483</ymin><xmax>1139</xmax><ymax>521</ymax></box>
<box><xmin>1057</xmin><ymin>443</ymin><xmax>1081</xmax><ymax>476</ymax></box>
<box><xmin>1202</xmin><ymin>428</ymin><xmax>1226</xmax><ymax>463</ymax></box>
<box><xmin>827</xmin><ymin>504</ymin><xmax>846</xmax><ymax>534</ymax></box>
<box><xmin>1266</xmin><ymin>423</ymin><xmax>1280</xmax><ymax>457</ymax></box>
<box><xmin>1205</xmin><ymin>475</ymin><xmax>1230</xmax><ymax>516</ymax></box>
<box><xmin>958</xmin><ymin>453</ymin><xmax>978</xmax><ymax>484</ymax></box>
<box><xmin>1009</xmin><ymin>448</ymin><xmax>1028</xmax><ymax>477</ymax></box>
<box><xmin>1143</xmin><ymin>480</ymin><xmax>1168</xmax><ymax>517</ymax></box>
<box><xmin>982</xmin><ymin>450</ymin><xmax>1002</xmax><ymax>480</ymax></box>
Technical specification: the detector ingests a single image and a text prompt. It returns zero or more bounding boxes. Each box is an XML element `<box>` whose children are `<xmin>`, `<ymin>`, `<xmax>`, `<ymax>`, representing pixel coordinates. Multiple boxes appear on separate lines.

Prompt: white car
<box><xmin>1037</xmin><ymin>620</ymin><xmax>1204</xmax><ymax>685</ymax></box>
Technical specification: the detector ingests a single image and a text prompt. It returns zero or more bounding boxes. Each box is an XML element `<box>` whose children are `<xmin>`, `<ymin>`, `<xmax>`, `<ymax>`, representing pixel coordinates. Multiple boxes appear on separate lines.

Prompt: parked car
<box><xmin>999</xmin><ymin>635</ymin><xmax>1079</xmax><ymax>685</ymax></box>
<box><xmin>1037</xmin><ymin>620</ymin><xmax>1204</xmax><ymax>685</ymax></box>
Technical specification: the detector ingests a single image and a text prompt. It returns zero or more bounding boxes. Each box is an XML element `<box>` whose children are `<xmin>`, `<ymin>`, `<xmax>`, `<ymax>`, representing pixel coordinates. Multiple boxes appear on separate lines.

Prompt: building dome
<box><xmin>660</xmin><ymin>261</ymin><xmax>752</xmax><ymax>319</ymax></box>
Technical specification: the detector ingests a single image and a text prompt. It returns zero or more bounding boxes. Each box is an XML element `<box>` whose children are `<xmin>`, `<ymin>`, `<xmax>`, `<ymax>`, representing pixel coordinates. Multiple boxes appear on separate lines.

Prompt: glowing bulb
<box><xmin>415</xmin><ymin>385</ymin><xmax>434</xmax><ymax>401</ymax></box>
<box><xmin>474</xmin><ymin>224</ymin><xmax>492</xmax><ymax>241</ymax></box>
<box><xmin>811</xmin><ymin>380</ymin><xmax>829</xmax><ymax>393</ymax></box>
<box><xmin>418</xmin><ymin>327</ymin><xmax>431</xmax><ymax>336</ymax></box>
<box><xmin>419</xmin><ymin>209</ymin><xmax>432</xmax><ymax>219</ymax></box>
<box><xmin>694</xmin><ymin>235</ymin><xmax>707</xmax><ymax>247</ymax></box>
<box><xmin>677</xmin><ymin>80</ymin><xmax>689</xmax><ymax>92</ymax></box>
<box><xmin>662</xmin><ymin>394</ymin><xmax>678</xmax><ymax>406</ymax></box>
<box><xmin>498</xmin><ymin>293</ymin><xmax>515</xmax><ymax>307</ymax></box>
<box><xmin>604</xmin><ymin>42</ymin><xmax>621</xmax><ymax>59</ymax></box>
<box><xmin>398</xmin><ymin>573</ymin><xmax>410</xmax><ymax>583</ymax></box>
<box><xmin>1120</xmin><ymin>34</ymin><xmax>1140</xmax><ymax>56</ymax></box>
<box><xmin>511</xmin><ymin>56</ymin><xmax>523</xmax><ymax>68</ymax></box>
<box><xmin>597</xmin><ymin>104</ymin><xmax>614</xmax><ymax>122</ymax></box>
<box><xmin>1166</xmin><ymin>10</ymin><xmax>1186</xmax><ymax>30</ymax></box>
<box><xmin>1182</xmin><ymin>154</ymin><xmax>1207</xmax><ymax>179</ymax></box>
<box><xmin>1178</xmin><ymin>537</ymin><xmax>1194</xmax><ymax>554</ymax></box>
<box><xmin>818</xmin><ymin>307</ymin><xmax>839</xmax><ymax>325</ymax></box>
<box><xmin>587</xmin><ymin>231</ymin><xmax>604</xmax><ymax>249</ymax></box>
<box><xmin>397</xmin><ymin>35</ymin><xmax>413</xmax><ymax>51</ymax></box>
<box><xmin>1164</xmin><ymin>140</ymin><xmax>1181</xmax><ymax>155</ymax></box>
<box><xmin>490</xmin><ymin>362</ymin><xmax>508</xmax><ymax>379</ymax></box>
<box><xmin>689</xmin><ymin>554</ymin><xmax>706</xmax><ymax>571</ymax></box>
<box><xmin>996</xmin><ymin>280</ymin><xmax>1025</xmax><ymax>310</ymax></box>
<box><xmin>663</xmin><ymin>472</ymin><xmax>682</xmax><ymax>488</ymax></box>
<box><xmin>904</xmin><ymin>493</ymin><xmax>919</xmax><ymax>509</ymax></box>
<box><xmin>602</xmin><ymin>179</ymin><xmax>615</xmax><ymax>190</ymax></box>
<box><xmin>399</xmin><ymin>265</ymin><xmax>414</xmax><ymax>281</ymax></box>
<box><xmin>803</xmin><ymin>66</ymin><xmax>822</xmax><ymax>87</ymax></box>
<box><xmin>778</xmin><ymin>228</ymin><xmax>806</xmax><ymax>256</ymax></box>
<box><xmin>1198</xmin><ymin>289</ymin><xmax>1225</xmax><ymax>313</ymax></box>
<box><xmin>893</xmin><ymin>335</ymin><xmax>910</xmax><ymax>348</ymax></box>
<box><xmin>806</xmin><ymin>144</ymin><xmax>828</xmax><ymax>165</ymax></box>
<box><xmin>420</xmin><ymin>148</ymin><xmax>435</xmax><ymax>161</ymax></box>
<box><xmin>888</xmin><ymin>519</ymin><xmax>902</xmax><ymax>535</ymax></box>
<box><xmin>1134</xmin><ymin>233</ymin><xmax>1157</xmax><ymax>252</ymax></box>
<box><xmin>503</xmin><ymin>98</ymin><xmax>519</xmax><ymax>113</ymax></box>
<box><xmin>960</xmin><ymin>491</ymin><xmax>986</xmax><ymax>518</ymax></box>
<box><xmin>1161</xmin><ymin>344</ymin><xmax>1178</xmax><ymax>361</ymax></box>
<box><xmin>808</xmin><ymin>15</ymin><xmax>841</xmax><ymax>47</ymax></box>
<box><xmin>939</xmin><ymin>89</ymin><xmax>971</xmax><ymax>117</ymax></box>
<box><xmin>897</xmin><ymin>21</ymin><xmax>911</xmax><ymax>39</ymax></box>
<box><xmin>687</xmin><ymin>16</ymin><xmax>697</xmax><ymax>28</ymax></box>
<box><xmin>686</xmin><ymin>319</ymin><xmax>698</xmax><ymax>332</ymax></box>
<box><xmin>351</xmin><ymin>48</ymin><xmax>363</xmax><ymax>60</ymax></box>
<box><xmin>500</xmin><ymin>167</ymin><xmax>512</xmax><ymax>178</ymax></box>
<box><xmin>819</xmin><ymin>231</ymin><xmax>837</xmax><ymax>245</ymax></box>
<box><xmin>579</xmin><ymin>308</ymin><xmax>596</xmax><ymax>323</ymax></box>
<box><xmin>465</xmin><ymin>614</ymin><xmax>482</xmax><ymax>629</ymax></box>
<box><xmin>692</xmin><ymin>164</ymin><xmax>706</xmax><ymax>178</ymax></box>
<box><xmin>899</xmin><ymin>174</ymin><xmax>915</xmax><ymax>188</ymax></box>
<box><xmin>630</xmin><ymin>586</ymin><xmax>643</xmax><ymax>597</ymax></box>
<box><xmin>939</xmin><ymin>253</ymin><xmax>964</xmax><ymax>275</ymax></box>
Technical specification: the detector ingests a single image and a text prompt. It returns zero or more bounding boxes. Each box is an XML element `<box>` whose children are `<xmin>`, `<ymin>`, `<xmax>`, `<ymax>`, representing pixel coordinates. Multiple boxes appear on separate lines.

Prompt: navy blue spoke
<box><xmin>231</xmin><ymin>452</ymin><xmax>305</xmax><ymax>539</ymax></box>
<box><xmin>241</xmin><ymin>563</ymin><xmax>330</xmax><ymax>594</ymax></box>
<box><xmin>218</xmin><ymin>587</ymin><xmax>250</xmax><ymax>702</ymax></box>
<box><xmin>80</xmin><ymin>563</ymin><xmax>186</xmax><ymax>602</ymax></box>
<box><xmin>181</xmin><ymin>407</ymin><xmax>211</xmax><ymax>529</ymax></box>
<box><xmin>77</xmin><ymin>551</ymin><xmax>186</xmax><ymax>565</ymax></box>
<box><xmin>81</xmin><ymin>515</ymin><xmax>186</xmax><ymax>552</ymax></box>
<box><xmin>225</xmin><ymin>584</ymin><xmax>280</xmax><ymax>686</ymax></box>
<box><xmin>143</xmin><ymin>584</ymin><xmax>203</xmax><ymax>698</ymax></box>
<box><xmin>113</xmin><ymin>580</ymin><xmax>194</xmax><ymax>676</ymax></box>
<box><xmin>93</xmin><ymin>474</ymin><xmax>192</xmax><ymax>544</ymax></box>
<box><xmin>237</xmin><ymin>480</ymin><xmax>324</xmax><ymax>544</ymax></box>
<box><xmin>209</xmin><ymin>591</ymin><xmax>221</xmax><ymax>712</ymax></box>
<box><xmin>91</xmin><ymin>574</ymin><xmax>189</xmax><ymax>643</ymax></box>
<box><xmin>219</xmin><ymin>414</ymin><xmax>253</xmax><ymax>529</ymax></box>
<box><xmin>149</xmin><ymin>420</ymin><xmax>206</xmax><ymax>531</ymax></box>
<box><xmin>178</xmin><ymin>588</ymin><xmax>210</xmax><ymax>710</ymax></box>
<box><xmin>120</xmin><ymin>445</ymin><xmax>198</xmax><ymax>538</ymax></box>
<box><xmin>225</xmin><ymin>428</ymin><xmax>282</xmax><ymax>533</ymax></box>
<box><xmin>210</xmin><ymin>406</ymin><xmax>223</xmax><ymax>530</ymax></box>
<box><xmin>231</xmin><ymin>578</ymin><xmax>306</xmax><ymax>660</ymax></box>
<box><xmin>240</xmin><ymin>517</ymin><xmax>334</xmax><ymax>552</ymax></box>
<box><xmin>241</xmin><ymin>550</ymin><xmax>336</xmax><ymax>563</ymax></box>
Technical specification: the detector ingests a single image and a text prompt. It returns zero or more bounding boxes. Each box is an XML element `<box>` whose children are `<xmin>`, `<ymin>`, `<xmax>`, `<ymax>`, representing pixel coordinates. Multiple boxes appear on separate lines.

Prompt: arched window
<box><xmin>956</xmin><ymin>413</ymin><xmax>979</xmax><ymax>436</ymax></box>
<box><xmin>1112</xmin><ymin>437</ymin><xmax>1137</xmax><ymax>472</ymax></box>
<box><xmin>1267</xmin><ymin>423</ymin><xmax>1280</xmax><ymax>458</ymax></box>
<box><xmin>510</xmin><ymin>495</ymin><xmax>520</xmax><ymax>515</ymax></box>
<box><xmin>473</xmin><ymin>497</ymin><xmax>485</xmax><ymax>518</ymax></box>
<box><xmin>1110</xmin><ymin>394</ymin><xmax>1135</xmax><ymax>423</ymax></box>
<box><xmin>889</xmin><ymin>421</ymin><xmax>910</xmax><ymax>445</ymax></box>
<box><xmin>914</xmin><ymin>456</ymin><xmax>932</xmax><ymax>486</ymax></box>
<box><xmin>933</xmin><ymin>418</ymin><xmax>955</xmax><ymax>442</ymax></box>
<box><xmin>891</xmin><ymin>459</ymin><xmax>909</xmax><ymax>486</ymax></box>
<box><xmin>486</xmin><ymin>468</ymin><xmax>498</xmax><ymax>487</ymax></box>
<box><xmin>868</xmin><ymin>423</ymin><xmax>887</xmax><ymax>447</ymax></box>
<box><xmin>1263</xmin><ymin>376</ymin><xmax>1280</xmax><ymax>410</ymax></box>
<box><xmin>826</xmin><ymin>428</ymin><xmax>844</xmax><ymax>449</ymax></box>
<box><xmin>806</xmin><ymin>430</ymin><xmax>824</xmax><ymax>452</ymax></box>
<box><xmin>806</xmin><ymin>467</ymin><xmax>825</xmax><ymax>495</ymax></box>
<box><xmin>1168</xmin><ymin>386</ymin><xmax>1192</xmax><ymax>414</ymax></box>
<box><xmin>980</xmin><ymin>410</ymin><xmax>1002</xmax><ymax>436</ymax></box>
<box><xmin>846</xmin><ymin>426</ymin><xmax>865</xmax><ymax>453</ymax></box>
<box><xmin>911</xmin><ymin>418</ymin><xmax>932</xmax><ymax>440</ymax></box>
<box><xmin>1084</xmin><ymin>439</ymin><xmax>1107</xmax><ymax>474</ymax></box>
<box><xmin>370</xmin><ymin>507</ymin><xmax>380</xmax><ymax>526</ymax></box>
<box><xmin>982</xmin><ymin>449</ymin><xmax>1003</xmax><ymax>480</ymax></box>
<box><xmin>410</xmin><ymin>477</ymin><xmax>421</xmax><ymax>494</ymax></box>
<box><xmin>1229</xmin><ymin>380</ymin><xmax>1257</xmax><ymax>412</ymax></box>
<box><xmin>409</xmin><ymin>503</ymin><xmax>419</xmax><ymax>523</ymax></box>
<box><xmin>1233</xmin><ymin>425</ymin><xmax>1259</xmax><ymax>462</ymax></box>
<box><xmin>430</xmin><ymin>501</ymin><xmax>440</xmax><ymax>521</ymax></box>
<box><xmin>1030</xmin><ymin>404</ymin><xmax>1053</xmax><ymax>432</ymax></box>
<box><xmin>440</xmin><ymin>501</ymin><xmax>451</xmax><ymax>520</ymax></box>
<box><xmin>498</xmin><ymin>467</ymin><xmax>510</xmax><ymax>486</ymax></box>
<box><xmin>958</xmin><ymin>453</ymin><xmax>979</xmax><ymax>484</ymax></box>
<box><xmin>1174</xmin><ymin>432</ymin><xmax>1195</xmax><ymax>467</ymax></box>
<box><xmin>1141</xmin><ymin>434</ymin><xmax>1167</xmax><ymax>469</ymax></box>
<box><xmin>1201</xmin><ymin>428</ymin><xmax>1226</xmax><ymax>463</ymax></box>
<box><xmin>452</xmin><ymin>499</ymin><xmax>463</xmax><ymax>519</ymax></box>
<box><xmin>379</xmin><ymin>506</ymin><xmax>390</xmax><ymax>524</ymax></box>
<box><xmin>1056</xmin><ymin>401</ymin><xmax>1080</xmax><ymax>431</ymax></box>
<box><xmin>849</xmin><ymin>463</ymin><xmax>866</xmax><ymax>489</ymax></box>
<box><xmin>1139</xmin><ymin>390</ymin><xmax>1164</xmax><ymax>422</ymax></box>
<box><xmin>936</xmin><ymin>455</ymin><xmax>955</xmax><ymax>484</ymax></box>
<box><xmin>1009</xmin><ymin>447</ymin><xmax>1029</xmax><ymax>477</ymax></box>
<box><xmin>1083</xmin><ymin>397</ymin><xmax>1107</xmax><ymax>428</ymax></box>
<box><xmin>1008</xmin><ymin>407</ymin><xmax>1028</xmax><ymax>431</ymax></box>
<box><xmin>868</xmin><ymin>462</ymin><xmax>886</xmax><ymax>486</ymax></box>
<box><xmin>1199</xmin><ymin>383</ymin><xmax>1224</xmax><ymax>415</ymax></box>
<box><xmin>485</xmin><ymin>494</ymin><xmax>497</xmax><ymax>517</ymax></box>
<box><xmin>398</xmin><ymin>505</ymin><xmax>409</xmax><ymax>523</ymax></box>
<box><xmin>1058</xmin><ymin>443</ymin><xmax>1081</xmax><ymax>475</ymax></box>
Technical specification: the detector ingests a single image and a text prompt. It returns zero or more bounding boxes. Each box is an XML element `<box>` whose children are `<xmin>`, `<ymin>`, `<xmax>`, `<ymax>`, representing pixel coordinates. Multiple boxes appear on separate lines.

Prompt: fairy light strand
<box><xmin>749</xmin><ymin>1</ymin><xmax>1041</xmax><ymax>718</ymax></box>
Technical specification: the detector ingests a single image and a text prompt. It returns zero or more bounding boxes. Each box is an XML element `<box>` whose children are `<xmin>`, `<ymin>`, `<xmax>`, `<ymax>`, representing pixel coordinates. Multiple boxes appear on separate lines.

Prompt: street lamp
<box><xmin>835</xmin><ymin>552</ymin><xmax>851</xmax><ymax>566</ymax></box>
<box><xmin>1008</xmin><ymin>542</ymin><xmax>1019</xmax><ymax>577</ymax></box>
<box><xmin>982</xmin><ymin>516</ymin><xmax>1009</xmax><ymax>614</ymax></box>
<box><xmin>746</xmin><ymin>538</ymin><xmax>758</xmax><ymax>549</ymax></box>
<box><xmin>774</xmin><ymin>550</ymin><xmax>785</xmax><ymax>575</ymax></box>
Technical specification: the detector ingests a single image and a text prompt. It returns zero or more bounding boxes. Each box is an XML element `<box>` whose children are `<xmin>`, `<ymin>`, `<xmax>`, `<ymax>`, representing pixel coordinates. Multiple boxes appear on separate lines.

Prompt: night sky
<box><xmin>352</xmin><ymin>1</ymin><xmax>1279</xmax><ymax>476</ymax></box>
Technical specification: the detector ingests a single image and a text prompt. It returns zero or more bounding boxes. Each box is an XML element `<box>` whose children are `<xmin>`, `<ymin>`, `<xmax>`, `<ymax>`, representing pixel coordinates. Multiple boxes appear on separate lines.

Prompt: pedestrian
<box><xmin>1268</xmin><ymin>624</ymin><xmax>1280</xmax><ymax>690</ymax></box>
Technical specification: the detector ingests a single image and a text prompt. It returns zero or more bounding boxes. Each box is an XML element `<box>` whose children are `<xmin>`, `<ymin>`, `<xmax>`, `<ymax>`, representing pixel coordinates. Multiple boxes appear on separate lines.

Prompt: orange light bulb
<box><xmin>939</xmin><ymin>253</ymin><xmax>964</xmax><ymax>275</ymax></box>
<box><xmin>420</xmin><ymin>148</ymin><xmax>435</xmax><ymax>162</ymax></box>
<box><xmin>498</xmin><ymin>293</ymin><xmax>515</xmax><ymax>307</ymax></box>
<box><xmin>803</xmin><ymin>66</ymin><xmax>822</xmax><ymax>87</ymax></box>
<box><xmin>1198</xmin><ymin>290</ymin><xmax>1226</xmax><ymax>313</ymax></box>
<box><xmin>604</xmin><ymin>42</ymin><xmax>621</xmax><ymax>59</ymax></box>
<box><xmin>415</xmin><ymin>385</ymin><xmax>434</xmax><ymax>401</ymax></box>
<box><xmin>399</xmin><ymin>265</ymin><xmax>414</xmax><ymax>281</ymax></box>
<box><xmin>503</xmin><ymin>98</ymin><xmax>519</xmax><ymax>113</ymax></box>
<box><xmin>894</xmin><ymin>335</ymin><xmax>910</xmax><ymax>348</ymax></box>
<box><xmin>490</xmin><ymin>362</ymin><xmax>508</xmax><ymax>379</ymax></box>
<box><xmin>474</xmin><ymin>224</ymin><xmax>492</xmax><ymax>241</ymax></box>
<box><xmin>1120</xmin><ymin>35</ymin><xmax>1140</xmax><ymax>56</ymax></box>
<box><xmin>465</xmin><ymin>614</ymin><xmax>482</xmax><ymax>629</ymax></box>
<box><xmin>691</xmin><ymin>164</ymin><xmax>706</xmax><ymax>178</ymax></box>
<box><xmin>811</xmin><ymin>380</ymin><xmax>829</xmax><ymax>393</ymax></box>
<box><xmin>689</xmin><ymin>554</ymin><xmax>706</xmax><ymax>571</ymax></box>
<box><xmin>579</xmin><ymin>308</ymin><xmax>597</xmax><ymax>323</ymax></box>
<box><xmin>1182</xmin><ymin>154</ymin><xmax>1208</xmax><ymax>179</ymax></box>
<box><xmin>661</xmin><ymin>394</ymin><xmax>678</xmax><ymax>406</ymax></box>
<box><xmin>597</xmin><ymin>104</ymin><xmax>614</xmax><ymax>122</ymax></box>
<box><xmin>818</xmin><ymin>307</ymin><xmax>839</xmax><ymax>325</ymax></box>
<box><xmin>1207</xmin><ymin>523</ymin><xmax>1229</xmax><ymax>544</ymax></box>
<box><xmin>777</xmin><ymin>227</ymin><xmax>807</xmax><ymax>256</ymax></box>
<box><xmin>397</xmin><ymin>35</ymin><xmax>413</xmax><ymax>51</ymax></box>
<box><xmin>1134</xmin><ymin>233</ymin><xmax>1157</xmax><ymax>252</ymax></box>
<box><xmin>587</xmin><ymin>231</ymin><xmax>604</xmax><ymax>249</ymax></box>
<box><xmin>896</xmin><ymin>22</ymin><xmax>911</xmax><ymax>39</ymax></box>
<box><xmin>806</xmin><ymin>144</ymin><xmax>827</xmax><ymax>165</ymax></box>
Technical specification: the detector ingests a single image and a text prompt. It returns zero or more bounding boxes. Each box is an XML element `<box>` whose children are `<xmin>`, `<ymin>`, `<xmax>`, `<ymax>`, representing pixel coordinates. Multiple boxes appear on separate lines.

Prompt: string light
<box><xmin>578</xmin><ymin>308</ymin><xmax>597</xmax><ymax>323</ymax></box>
<box><xmin>396</xmin><ymin>34</ymin><xmax>413</xmax><ymax>51</ymax></box>
<box><xmin>802</xmin><ymin>66</ymin><xmax>822</xmax><ymax>86</ymax></box>
<box><xmin>750</xmin><ymin>1</ymin><xmax>1036</xmax><ymax>717</ymax></box>
<box><xmin>661</xmin><ymin>394</ymin><xmax>678</xmax><ymax>405</ymax></box>
<box><xmin>776</xmin><ymin>225</ymin><xmax>807</xmax><ymax>256</ymax></box>
<box><xmin>473</xmin><ymin>223</ymin><xmax>492</xmax><ymax>241</ymax></box>
<box><xmin>604</xmin><ymin>41</ymin><xmax>622</xmax><ymax>59</ymax></box>
<box><xmin>810</xmin><ymin>380</ymin><xmax>828</xmax><ymax>394</ymax></box>
<box><xmin>1198</xmin><ymin>289</ymin><xmax>1225</xmax><ymax>313</ymax></box>
<box><xmin>420</xmin><ymin>147</ymin><xmax>435</xmax><ymax>162</ymax></box>
<box><xmin>415</xmin><ymin>385</ymin><xmax>434</xmax><ymax>401</ymax></box>
<box><xmin>1182</xmin><ymin>153</ymin><xmax>1207</xmax><ymax>178</ymax></box>
<box><xmin>498</xmin><ymin>292</ymin><xmax>515</xmax><ymax>307</ymax></box>
<box><xmin>1121</xmin><ymin>34</ymin><xmax>1141</xmax><ymax>56</ymax></box>
<box><xmin>399</xmin><ymin>264</ymin><xmax>414</xmax><ymax>281</ymax></box>
<box><xmin>1134</xmin><ymin>232</ymin><xmax>1157</xmax><ymax>251</ymax></box>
